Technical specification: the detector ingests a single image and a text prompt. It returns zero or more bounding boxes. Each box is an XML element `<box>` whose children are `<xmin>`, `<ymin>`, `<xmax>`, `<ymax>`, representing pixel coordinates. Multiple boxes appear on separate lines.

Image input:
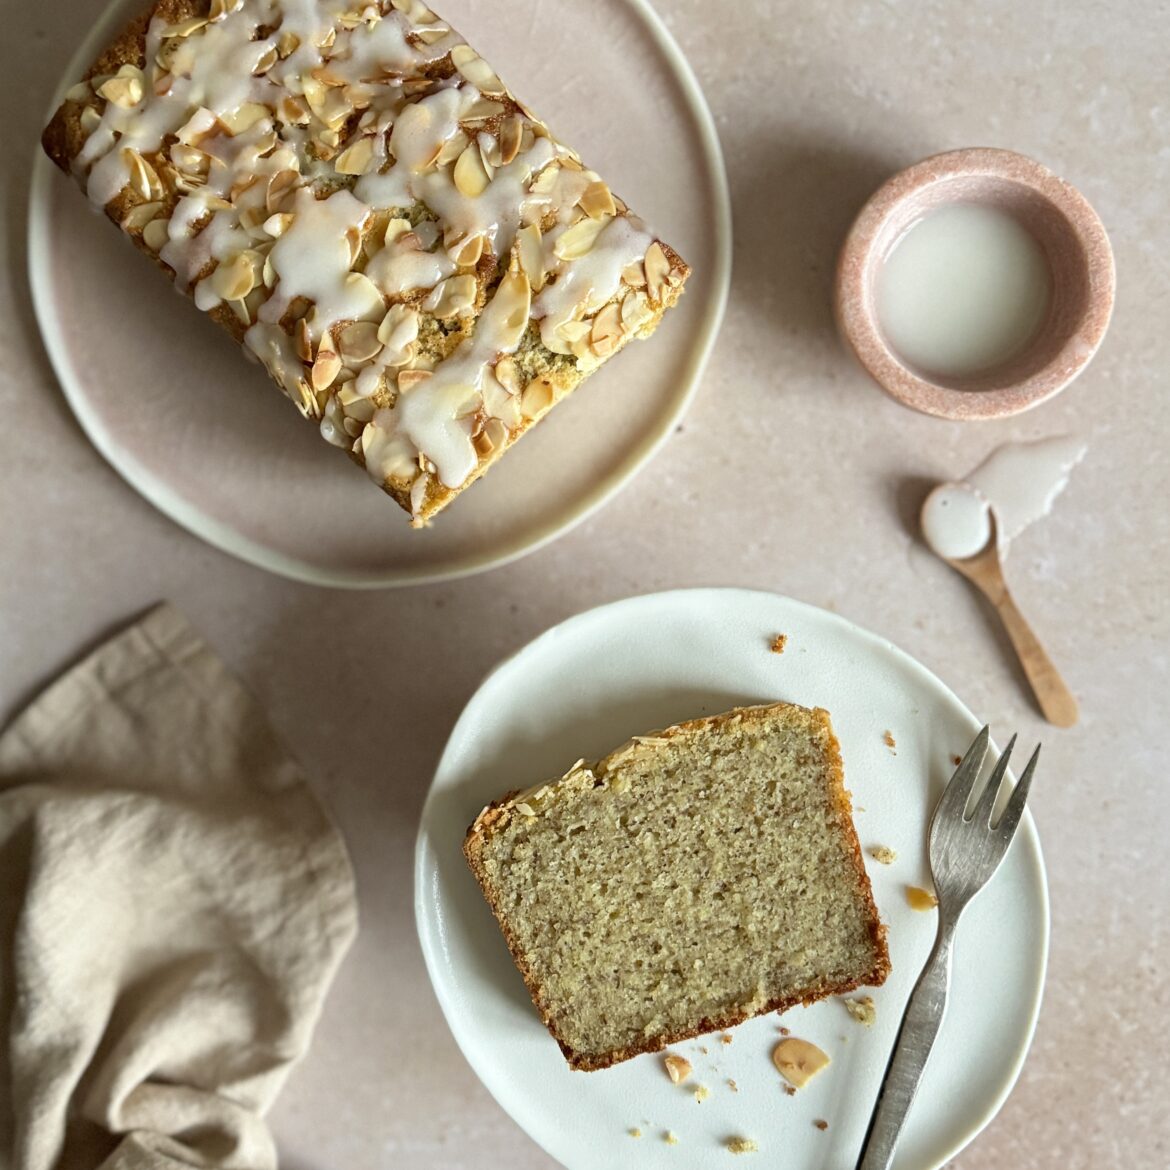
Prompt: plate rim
<box><xmin>27</xmin><ymin>0</ymin><xmax>732</xmax><ymax>590</ymax></box>
<box><xmin>414</xmin><ymin>585</ymin><xmax>1051</xmax><ymax>1170</ymax></box>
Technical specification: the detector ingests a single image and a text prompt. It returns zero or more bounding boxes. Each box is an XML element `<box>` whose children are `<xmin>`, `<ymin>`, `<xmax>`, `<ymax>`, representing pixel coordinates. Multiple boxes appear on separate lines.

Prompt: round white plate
<box><xmin>29</xmin><ymin>0</ymin><xmax>729</xmax><ymax>588</ymax></box>
<box><xmin>416</xmin><ymin>589</ymin><xmax>1048</xmax><ymax>1170</ymax></box>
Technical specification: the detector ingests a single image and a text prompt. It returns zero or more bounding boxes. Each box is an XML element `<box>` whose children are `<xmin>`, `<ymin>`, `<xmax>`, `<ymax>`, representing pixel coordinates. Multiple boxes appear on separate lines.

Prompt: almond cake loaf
<box><xmin>42</xmin><ymin>0</ymin><xmax>689</xmax><ymax>526</ymax></box>
<box><xmin>464</xmin><ymin>702</ymin><xmax>891</xmax><ymax>1071</ymax></box>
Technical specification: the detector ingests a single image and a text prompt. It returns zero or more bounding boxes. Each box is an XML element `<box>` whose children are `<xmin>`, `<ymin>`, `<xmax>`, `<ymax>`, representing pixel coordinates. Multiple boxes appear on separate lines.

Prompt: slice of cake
<box><xmin>42</xmin><ymin>0</ymin><xmax>688</xmax><ymax>526</ymax></box>
<box><xmin>464</xmin><ymin>702</ymin><xmax>891</xmax><ymax>1070</ymax></box>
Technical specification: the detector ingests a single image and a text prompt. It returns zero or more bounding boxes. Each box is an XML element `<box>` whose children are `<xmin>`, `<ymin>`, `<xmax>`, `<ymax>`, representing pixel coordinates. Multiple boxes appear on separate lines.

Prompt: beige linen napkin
<box><xmin>0</xmin><ymin>605</ymin><xmax>358</xmax><ymax>1170</ymax></box>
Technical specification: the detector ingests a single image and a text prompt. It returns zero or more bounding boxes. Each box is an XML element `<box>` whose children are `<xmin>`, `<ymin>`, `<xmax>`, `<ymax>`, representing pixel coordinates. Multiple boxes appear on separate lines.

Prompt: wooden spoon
<box><xmin>944</xmin><ymin>510</ymin><xmax>1078</xmax><ymax>727</ymax></box>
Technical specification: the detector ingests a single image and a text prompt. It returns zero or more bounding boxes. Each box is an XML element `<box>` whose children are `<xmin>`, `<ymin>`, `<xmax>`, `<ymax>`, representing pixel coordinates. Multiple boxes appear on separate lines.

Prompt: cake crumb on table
<box><xmin>845</xmin><ymin>996</ymin><xmax>877</xmax><ymax>1027</ymax></box>
<box><xmin>664</xmin><ymin>1131</ymin><xmax>679</xmax><ymax>1145</ymax></box>
<box><xmin>721</xmin><ymin>1033</ymin><xmax>733</xmax><ymax>1045</ymax></box>
<box><xmin>694</xmin><ymin>1084</ymin><xmax>710</xmax><ymax>1103</ymax></box>
<box><xmin>906</xmin><ymin>885</ymin><xmax>939</xmax><ymax>911</ymax></box>
<box><xmin>664</xmin><ymin>1053</ymin><xmax>693</xmax><ymax>1085</ymax></box>
<box><xmin>778</xmin><ymin>1024</ymin><xmax>790</xmax><ymax>1035</ymax></box>
<box><xmin>883</xmin><ymin>730</ymin><xmax>897</xmax><ymax>753</ymax></box>
<box><xmin>814</xmin><ymin>1119</ymin><xmax>829</xmax><ymax>1131</ymax></box>
<box><xmin>770</xmin><ymin>634</ymin><xmax>788</xmax><ymax>654</ymax></box>
<box><xmin>953</xmin><ymin>754</ymin><xmax>963</xmax><ymax>766</ymax></box>
<box><xmin>727</xmin><ymin>1137</ymin><xmax>759</xmax><ymax>1154</ymax></box>
<box><xmin>628</xmin><ymin>1128</ymin><xmax>642</xmax><ymax>1139</ymax></box>
<box><xmin>783</xmin><ymin>1085</ymin><xmax>796</xmax><ymax>1097</ymax></box>
<box><xmin>728</xmin><ymin>1078</ymin><xmax>739</xmax><ymax>1092</ymax></box>
<box><xmin>870</xmin><ymin>845</ymin><xmax>897</xmax><ymax>865</ymax></box>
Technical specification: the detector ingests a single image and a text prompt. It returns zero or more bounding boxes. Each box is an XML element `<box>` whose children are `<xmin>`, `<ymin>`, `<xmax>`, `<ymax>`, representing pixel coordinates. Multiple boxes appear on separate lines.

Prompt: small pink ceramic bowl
<box><xmin>835</xmin><ymin>148</ymin><xmax>1115</xmax><ymax>420</ymax></box>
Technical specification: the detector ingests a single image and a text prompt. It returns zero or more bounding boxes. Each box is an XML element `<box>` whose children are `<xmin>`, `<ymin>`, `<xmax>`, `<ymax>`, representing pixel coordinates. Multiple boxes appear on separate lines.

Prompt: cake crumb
<box><xmin>699</xmin><ymin>1045</ymin><xmax>708</xmax><ymax>1055</ymax></box>
<box><xmin>694</xmin><ymin>1084</ymin><xmax>710</xmax><ymax>1103</ymax></box>
<box><xmin>953</xmin><ymin>754</ymin><xmax>963</xmax><ymax>766</ymax></box>
<box><xmin>629</xmin><ymin>1128</ymin><xmax>642</xmax><ymax>1139</ymax></box>
<box><xmin>728</xmin><ymin>1078</ymin><xmax>739</xmax><ymax>1093</ymax></box>
<box><xmin>726</xmin><ymin>1137</ymin><xmax>759</xmax><ymax>1155</ymax></box>
<box><xmin>883</xmin><ymin>730</ymin><xmax>897</xmax><ymax>754</ymax></box>
<box><xmin>770</xmin><ymin>634</ymin><xmax>788</xmax><ymax>654</ymax></box>
<box><xmin>772</xmin><ymin>1038</ymin><xmax>831</xmax><ymax>1089</ymax></box>
<box><xmin>778</xmin><ymin>1025</ymin><xmax>790</xmax><ymax>1035</ymax></box>
<box><xmin>721</xmin><ymin>1033</ymin><xmax>733</xmax><ymax>1045</ymax></box>
<box><xmin>664</xmin><ymin>1053</ymin><xmax>693</xmax><ymax>1085</ymax></box>
<box><xmin>664</xmin><ymin>1131</ymin><xmax>679</xmax><ymax>1146</ymax></box>
<box><xmin>870</xmin><ymin>845</ymin><xmax>898</xmax><ymax>865</ymax></box>
<box><xmin>814</xmin><ymin>1119</ymin><xmax>829</xmax><ymax>1131</ymax></box>
<box><xmin>907</xmin><ymin>885</ymin><xmax>939</xmax><ymax>911</ymax></box>
<box><xmin>783</xmin><ymin>1085</ymin><xmax>796</xmax><ymax>1097</ymax></box>
<box><xmin>844</xmin><ymin>996</ymin><xmax>877</xmax><ymax>1027</ymax></box>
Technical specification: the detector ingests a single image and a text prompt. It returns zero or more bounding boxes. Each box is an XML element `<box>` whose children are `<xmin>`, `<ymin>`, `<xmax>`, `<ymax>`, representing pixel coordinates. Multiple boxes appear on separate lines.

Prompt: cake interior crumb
<box><xmin>664</xmin><ymin>1131</ymin><xmax>679</xmax><ymax>1146</ymax></box>
<box><xmin>883</xmin><ymin>730</ymin><xmax>897</xmax><ymax>753</ymax></box>
<box><xmin>694</xmin><ymin>1084</ymin><xmax>710</xmax><ymax>1103</ymax></box>
<box><xmin>814</xmin><ymin>1119</ymin><xmax>829</xmax><ymax>1131</ymax></box>
<box><xmin>727</xmin><ymin>1137</ymin><xmax>759</xmax><ymax>1155</ymax></box>
<box><xmin>953</xmin><ymin>754</ymin><xmax>963</xmax><ymax>766</ymax></box>
<box><xmin>770</xmin><ymin>634</ymin><xmax>788</xmax><ymax>654</ymax></box>
<box><xmin>844</xmin><ymin>995</ymin><xmax>877</xmax><ymax>1027</ymax></box>
<box><xmin>870</xmin><ymin>845</ymin><xmax>898</xmax><ymax>865</ymax></box>
<box><xmin>628</xmin><ymin>1127</ymin><xmax>642</xmax><ymax>1139</ymax></box>
<box><xmin>720</xmin><ymin>1033</ymin><xmax>733</xmax><ymax>1045</ymax></box>
<box><xmin>728</xmin><ymin>1078</ymin><xmax>739</xmax><ymax>1093</ymax></box>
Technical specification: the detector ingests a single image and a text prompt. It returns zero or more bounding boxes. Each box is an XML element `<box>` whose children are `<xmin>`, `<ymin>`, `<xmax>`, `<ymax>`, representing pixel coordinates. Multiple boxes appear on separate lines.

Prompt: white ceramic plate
<box><xmin>416</xmin><ymin>589</ymin><xmax>1048</xmax><ymax>1170</ymax></box>
<box><xmin>28</xmin><ymin>0</ymin><xmax>729</xmax><ymax>588</ymax></box>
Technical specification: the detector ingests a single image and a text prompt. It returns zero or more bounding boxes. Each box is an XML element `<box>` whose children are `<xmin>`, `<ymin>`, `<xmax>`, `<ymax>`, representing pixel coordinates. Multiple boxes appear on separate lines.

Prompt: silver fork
<box><xmin>857</xmin><ymin>726</ymin><xmax>1041</xmax><ymax>1170</ymax></box>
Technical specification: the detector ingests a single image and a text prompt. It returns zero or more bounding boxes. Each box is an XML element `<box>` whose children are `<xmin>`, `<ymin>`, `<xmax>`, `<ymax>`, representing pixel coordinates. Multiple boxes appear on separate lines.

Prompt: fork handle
<box><xmin>857</xmin><ymin>920</ymin><xmax>957</xmax><ymax>1170</ymax></box>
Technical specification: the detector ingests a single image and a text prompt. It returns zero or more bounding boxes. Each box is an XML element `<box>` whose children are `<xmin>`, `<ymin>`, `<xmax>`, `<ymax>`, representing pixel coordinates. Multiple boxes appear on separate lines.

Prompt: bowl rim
<box><xmin>834</xmin><ymin>146</ymin><xmax>1115</xmax><ymax>421</ymax></box>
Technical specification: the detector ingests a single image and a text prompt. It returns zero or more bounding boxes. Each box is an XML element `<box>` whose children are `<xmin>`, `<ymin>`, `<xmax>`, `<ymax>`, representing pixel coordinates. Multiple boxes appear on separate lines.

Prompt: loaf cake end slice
<box><xmin>464</xmin><ymin>702</ymin><xmax>891</xmax><ymax>1070</ymax></box>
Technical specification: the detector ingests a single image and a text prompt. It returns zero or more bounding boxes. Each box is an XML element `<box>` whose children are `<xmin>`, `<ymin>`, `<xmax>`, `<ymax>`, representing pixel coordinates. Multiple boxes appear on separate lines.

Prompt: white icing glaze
<box><xmin>921</xmin><ymin>436</ymin><xmax>1088</xmax><ymax>561</ymax></box>
<box><xmin>63</xmin><ymin>0</ymin><xmax>681</xmax><ymax>518</ymax></box>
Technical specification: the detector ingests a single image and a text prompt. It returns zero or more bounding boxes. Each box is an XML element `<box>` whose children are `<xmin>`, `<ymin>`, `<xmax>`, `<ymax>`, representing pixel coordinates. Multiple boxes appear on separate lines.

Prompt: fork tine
<box><xmin>937</xmin><ymin>725</ymin><xmax>991</xmax><ymax>820</ymax></box>
<box><xmin>971</xmin><ymin>734</ymin><xmax>1016</xmax><ymax>824</ymax></box>
<box><xmin>994</xmin><ymin>743</ymin><xmax>1041</xmax><ymax>838</ymax></box>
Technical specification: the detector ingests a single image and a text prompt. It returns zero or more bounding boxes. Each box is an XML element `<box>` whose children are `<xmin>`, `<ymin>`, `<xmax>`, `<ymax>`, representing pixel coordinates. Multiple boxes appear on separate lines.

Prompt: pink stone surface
<box><xmin>2</xmin><ymin>2</ymin><xmax>1168</xmax><ymax>1169</ymax></box>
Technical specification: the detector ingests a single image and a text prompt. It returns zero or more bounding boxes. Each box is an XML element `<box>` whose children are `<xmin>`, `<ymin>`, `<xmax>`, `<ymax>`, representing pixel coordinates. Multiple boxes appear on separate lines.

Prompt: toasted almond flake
<box><xmin>339</xmin><ymin>321</ymin><xmax>383</xmax><ymax>364</ymax></box>
<box><xmin>529</xmin><ymin>163</ymin><xmax>559</xmax><ymax>196</ymax></box>
<box><xmin>252</xmin><ymin>44</ymin><xmax>278</xmax><ymax>75</ymax></box>
<box><xmin>494</xmin><ymin>356</ymin><xmax>520</xmax><ymax>394</ymax></box>
<box><xmin>907</xmin><ymin>885</ymin><xmax>938</xmax><ymax>911</ymax></box>
<box><xmin>312</xmin><ymin>348</ymin><xmax>343</xmax><ymax>392</ymax></box>
<box><xmin>382</xmin><ymin>218</ymin><xmax>412</xmax><ymax>247</ymax></box>
<box><xmin>209</xmin><ymin>0</ymin><xmax>242</xmax><ymax>20</ymax></box>
<box><xmin>425</xmin><ymin>274</ymin><xmax>478</xmax><ymax>318</ymax></box>
<box><xmin>294</xmin><ymin>319</ymin><xmax>313</xmax><ymax>363</ymax></box>
<box><xmin>163</xmin><ymin>16</ymin><xmax>209</xmax><ymax>38</ymax></box>
<box><xmin>590</xmin><ymin>303</ymin><xmax>623</xmax><ymax>357</ymax></box>
<box><xmin>266</xmin><ymin>169</ymin><xmax>299</xmax><ymax>213</ymax></box>
<box><xmin>262</xmin><ymin>255</ymin><xmax>277</xmax><ymax>289</ymax></box>
<box><xmin>451</xmin><ymin>233</ymin><xmax>485</xmax><ymax>268</ymax></box>
<box><xmin>121</xmin><ymin>201</ymin><xmax>164</xmax><ymax>231</ymax></box>
<box><xmin>123</xmin><ymin>149</ymin><xmax>163</xmax><ymax>201</ymax></box>
<box><xmin>663</xmin><ymin>1054</ymin><xmax>692</xmax><ymax>1085</ymax></box>
<box><xmin>415</xmin><ymin>24</ymin><xmax>451</xmax><ymax>44</ymax></box>
<box><xmin>335</xmin><ymin>136</ymin><xmax>376</xmax><ymax>175</ymax></box>
<box><xmin>621</xmin><ymin>290</ymin><xmax>653</xmax><ymax>333</ymax></box>
<box><xmin>516</xmin><ymin>223</ymin><xmax>545</xmax><ymax>291</ymax></box>
<box><xmin>498</xmin><ymin>115</ymin><xmax>523</xmax><ymax>166</ymax></box>
<box><xmin>453</xmin><ymin>143</ymin><xmax>490</xmax><ymax>197</ymax></box>
<box><xmin>580</xmin><ymin>179</ymin><xmax>616</xmax><ymax>220</ymax></box>
<box><xmin>449</xmin><ymin>44</ymin><xmax>505</xmax><ymax>95</ymax></box>
<box><xmin>226</xmin><ymin>297</ymin><xmax>251</xmax><ymax>325</ymax></box>
<box><xmin>558</xmin><ymin>320</ymin><xmax>592</xmax><ymax>345</ymax></box>
<box><xmin>644</xmin><ymin>241</ymin><xmax>672</xmax><ymax>302</ymax></box>
<box><xmin>772</xmin><ymin>1038</ymin><xmax>831</xmax><ymax>1089</ymax></box>
<box><xmin>98</xmin><ymin>74</ymin><xmax>143</xmax><ymax>108</ymax></box>
<box><xmin>277</xmin><ymin>30</ymin><xmax>301</xmax><ymax>58</ymax></box>
<box><xmin>219</xmin><ymin>101</ymin><xmax>270</xmax><ymax>135</ymax></box>
<box><xmin>79</xmin><ymin>106</ymin><xmax>102</xmax><ymax>135</ymax></box>
<box><xmin>345</xmin><ymin>224</ymin><xmax>363</xmax><ymax>267</ymax></box>
<box><xmin>208</xmin><ymin>251</ymin><xmax>257</xmax><ymax>302</ymax></box>
<box><xmin>262</xmin><ymin>212</ymin><xmax>293</xmax><ymax>238</ymax></box>
<box><xmin>521</xmin><ymin>376</ymin><xmax>554</xmax><ymax>419</ymax></box>
<box><xmin>142</xmin><ymin>217</ymin><xmax>170</xmax><ymax>252</ymax></box>
<box><xmin>65</xmin><ymin>81</ymin><xmax>91</xmax><ymax>103</ymax></box>
<box><xmin>554</xmin><ymin>216</ymin><xmax>607</xmax><ymax>261</ymax></box>
<box><xmin>279</xmin><ymin>94</ymin><xmax>310</xmax><ymax>125</ymax></box>
<box><xmin>343</xmin><ymin>271</ymin><xmax>386</xmax><ymax>318</ymax></box>
<box><xmin>461</xmin><ymin>96</ymin><xmax>506</xmax><ymax>123</ymax></box>
<box><xmin>477</xmin><ymin>132</ymin><xmax>501</xmax><ymax>174</ymax></box>
<box><xmin>397</xmin><ymin>369</ymin><xmax>433</xmax><ymax>393</ymax></box>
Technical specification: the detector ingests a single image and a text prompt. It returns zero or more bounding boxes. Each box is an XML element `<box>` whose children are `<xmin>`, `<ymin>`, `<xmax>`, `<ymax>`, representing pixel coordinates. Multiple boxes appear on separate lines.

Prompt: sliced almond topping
<box><xmin>142</xmin><ymin>218</ymin><xmax>170</xmax><ymax>253</ymax></box>
<box><xmin>772</xmin><ymin>1038</ymin><xmax>830</xmax><ymax>1089</ymax></box>
<box><xmin>208</xmin><ymin>0</ymin><xmax>243</xmax><ymax>20</ymax></box>
<box><xmin>590</xmin><ymin>302</ymin><xmax>623</xmax><ymax>357</ymax></box>
<box><xmin>579</xmin><ymin>179</ymin><xmax>616</xmax><ymax>221</ymax></box>
<box><xmin>343</xmin><ymin>272</ymin><xmax>387</xmax><ymax>318</ymax></box>
<box><xmin>621</xmin><ymin>290</ymin><xmax>653</xmax><ymax>333</ymax></box>
<box><xmin>498</xmin><ymin>115</ymin><xmax>523</xmax><ymax>166</ymax></box>
<box><xmin>663</xmin><ymin>1054</ymin><xmax>692</xmax><ymax>1085</ymax></box>
<box><xmin>266</xmin><ymin>169</ymin><xmax>300</xmax><ymax>213</ymax></box>
<box><xmin>338</xmin><ymin>321</ymin><xmax>383</xmax><ymax>365</ymax></box>
<box><xmin>218</xmin><ymin>101</ymin><xmax>270</xmax><ymax>136</ymax></box>
<box><xmin>432</xmin><ymin>128</ymin><xmax>469</xmax><ymax>167</ymax></box>
<box><xmin>516</xmin><ymin>223</ymin><xmax>545</xmax><ymax>291</ymax></box>
<box><xmin>208</xmin><ymin>251</ymin><xmax>257</xmax><ymax>302</ymax></box>
<box><xmin>277</xmin><ymin>31</ymin><xmax>301</xmax><ymax>59</ymax></box>
<box><xmin>415</xmin><ymin>24</ymin><xmax>451</xmax><ymax>45</ymax></box>
<box><xmin>312</xmin><ymin>348</ymin><xmax>343</xmax><ymax>392</ymax></box>
<box><xmin>520</xmin><ymin>376</ymin><xmax>554</xmax><ymax>419</ymax></box>
<box><xmin>279</xmin><ymin>94</ymin><xmax>311</xmax><ymax>125</ymax></box>
<box><xmin>529</xmin><ymin>163</ymin><xmax>559</xmax><ymax>196</ymax></box>
<box><xmin>226</xmin><ymin>297</ymin><xmax>251</xmax><ymax>326</ymax></box>
<box><xmin>252</xmin><ymin>44</ymin><xmax>278</xmax><ymax>75</ymax></box>
<box><xmin>162</xmin><ymin>16</ymin><xmax>209</xmax><ymax>38</ymax></box>
<box><xmin>554</xmin><ymin>216</ymin><xmax>607</xmax><ymax>261</ymax></box>
<box><xmin>397</xmin><ymin>369</ymin><xmax>433</xmax><ymax>393</ymax></box>
<box><xmin>461</xmin><ymin>96</ymin><xmax>506</xmax><ymax>124</ymax></box>
<box><xmin>453</xmin><ymin>143</ymin><xmax>490</xmax><ymax>197</ymax></box>
<box><xmin>335</xmin><ymin>136</ymin><xmax>376</xmax><ymax>176</ymax></box>
<box><xmin>473</xmin><ymin>416</ymin><xmax>508</xmax><ymax>457</ymax></box>
<box><xmin>449</xmin><ymin>44</ymin><xmax>505</xmax><ymax>95</ymax></box>
<box><xmin>342</xmin><ymin>396</ymin><xmax>376</xmax><ymax>424</ymax></box>
<box><xmin>65</xmin><ymin>81</ymin><xmax>92</xmax><ymax>103</ymax></box>
<box><xmin>451</xmin><ymin>233</ymin><xmax>485</xmax><ymax>268</ymax></box>
<box><xmin>294</xmin><ymin>318</ymin><xmax>313</xmax><ymax>363</ymax></box>
<box><xmin>121</xmin><ymin>201</ymin><xmax>165</xmax><ymax>231</ymax></box>
<box><xmin>79</xmin><ymin>106</ymin><xmax>102</xmax><ymax>135</ymax></box>
<box><xmin>426</xmin><ymin>274</ymin><xmax>478</xmax><ymax>318</ymax></box>
<box><xmin>98</xmin><ymin>73</ymin><xmax>143</xmax><ymax>108</ymax></box>
<box><xmin>622</xmin><ymin>259</ymin><xmax>647</xmax><ymax>288</ymax></box>
<box><xmin>644</xmin><ymin>241</ymin><xmax>672</xmax><ymax>303</ymax></box>
<box><xmin>263</xmin><ymin>212</ymin><xmax>293</xmax><ymax>238</ymax></box>
<box><xmin>494</xmin><ymin>356</ymin><xmax>520</xmax><ymax>394</ymax></box>
<box><xmin>383</xmin><ymin>217</ymin><xmax>413</xmax><ymax>247</ymax></box>
<box><xmin>123</xmin><ymin>149</ymin><xmax>163</xmax><ymax>201</ymax></box>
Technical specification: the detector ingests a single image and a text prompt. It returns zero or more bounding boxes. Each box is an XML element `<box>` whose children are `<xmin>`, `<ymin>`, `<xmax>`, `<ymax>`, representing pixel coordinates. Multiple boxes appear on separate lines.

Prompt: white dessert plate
<box><xmin>28</xmin><ymin>0</ymin><xmax>729</xmax><ymax>588</ymax></box>
<box><xmin>416</xmin><ymin>588</ymin><xmax>1049</xmax><ymax>1170</ymax></box>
